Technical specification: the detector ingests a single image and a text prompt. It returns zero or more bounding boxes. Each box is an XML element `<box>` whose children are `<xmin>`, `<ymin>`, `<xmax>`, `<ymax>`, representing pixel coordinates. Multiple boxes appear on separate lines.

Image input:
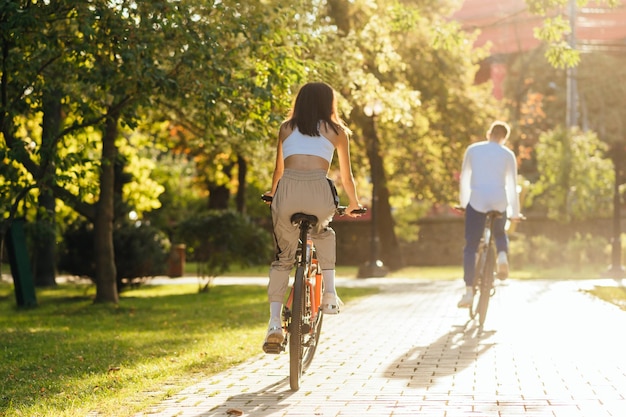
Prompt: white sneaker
<box><xmin>264</xmin><ymin>318</ymin><xmax>284</xmax><ymax>345</ymax></box>
<box><xmin>497</xmin><ymin>252</ymin><xmax>509</xmax><ymax>280</ymax></box>
<box><xmin>321</xmin><ymin>293</ymin><xmax>342</xmax><ymax>314</ymax></box>
<box><xmin>457</xmin><ymin>291</ymin><xmax>474</xmax><ymax>308</ymax></box>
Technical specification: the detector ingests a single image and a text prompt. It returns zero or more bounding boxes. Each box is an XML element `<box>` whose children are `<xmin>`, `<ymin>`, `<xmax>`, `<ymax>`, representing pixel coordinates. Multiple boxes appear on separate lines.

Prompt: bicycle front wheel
<box><xmin>302</xmin><ymin>309</ymin><xmax>323</xmax><ymax>371</ymax></box>
<box><xmin>469</xmin><ymin>247</ymin><xmax>486</xmax><ymax>320</ymax></box>
<box><xmin>477</xmin><ymin>244</ymin><xmax>496</xmax><ymax>327</ymax></box>
<box><xmin>289</xmin><ymin>266</ymin><xmax>305</xmax><ymax>391</ymax></box>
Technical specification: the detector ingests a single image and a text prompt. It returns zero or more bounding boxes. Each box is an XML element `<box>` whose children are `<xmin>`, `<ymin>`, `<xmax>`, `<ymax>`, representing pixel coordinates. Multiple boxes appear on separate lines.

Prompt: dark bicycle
<box><xmin>261</xmin><ymin>195</ymin><xmax>365</xmax><ymax>391</ymax></box>
<box><xmin>469</xmin><ymin>210</ymin><xmax>502</xmax><ymax>327</ymax></box>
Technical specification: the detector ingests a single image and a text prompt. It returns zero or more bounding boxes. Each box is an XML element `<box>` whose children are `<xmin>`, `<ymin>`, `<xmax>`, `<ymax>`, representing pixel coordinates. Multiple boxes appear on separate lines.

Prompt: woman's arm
<box><xmin>267</xmin><ymin>123</ymin><xmax>288</xmax><ymax>196</ymax></box>
<box><xmin>335</xmin><ymin>128</ymin><xmax>361</xmax><ymax>216</ymax></box>
<box><xmin>459</xmin><ymin>148</ymin><xmax>472</xmax><ymax>208</ymax></box>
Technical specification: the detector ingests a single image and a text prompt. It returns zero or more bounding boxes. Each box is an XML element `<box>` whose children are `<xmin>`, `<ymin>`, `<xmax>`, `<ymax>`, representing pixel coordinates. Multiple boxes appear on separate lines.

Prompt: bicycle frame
<box><xmin>469</xmin><ymin>210</ymin><xmax>500</xmax><ymax>327</ymax></box>
<box><xmin>285</xmin><ymin>227</ymin><xmax>324</xmax><ymax>331</ymax></box>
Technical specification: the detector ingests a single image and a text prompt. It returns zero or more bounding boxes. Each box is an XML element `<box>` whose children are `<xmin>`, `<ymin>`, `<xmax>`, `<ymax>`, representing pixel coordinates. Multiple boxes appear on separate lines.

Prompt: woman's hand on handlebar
<box><xmin>262</xmin><ymin>192</ymin><xmax>273</xmax><ymax>205</ymax></box>
<box><xmin>345</xmin><ymin>202</ymin><xmax>364</xmax><ymax>218</ymax></box>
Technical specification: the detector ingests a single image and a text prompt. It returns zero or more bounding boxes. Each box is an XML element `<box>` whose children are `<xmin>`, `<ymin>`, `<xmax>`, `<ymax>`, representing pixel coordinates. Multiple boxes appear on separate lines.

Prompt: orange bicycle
<box><xmin>261</xmin><ymin>195</ymin><xmax>365</xmax><ymax>390</ymax></box>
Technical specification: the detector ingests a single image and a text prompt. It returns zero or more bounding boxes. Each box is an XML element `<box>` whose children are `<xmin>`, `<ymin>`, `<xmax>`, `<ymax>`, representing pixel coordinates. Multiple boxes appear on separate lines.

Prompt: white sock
<box><xmin>466</xmin><ymin>286</ymin><xmax>473</xmax><ymax>295</ymax></box>
<box><xmin>322</xmin><ymin>269</ymin><xmax>335</xmax><ymax>294</ymax></box>
<box><xmin>269</xmin><ymin>302</ymin><xmax>282</xmax><ymax>322</ymax></box>
<box><xmin>498</xmin><ymin>251</ymin><xmax>508</xmax><ymax>264</ymax></box>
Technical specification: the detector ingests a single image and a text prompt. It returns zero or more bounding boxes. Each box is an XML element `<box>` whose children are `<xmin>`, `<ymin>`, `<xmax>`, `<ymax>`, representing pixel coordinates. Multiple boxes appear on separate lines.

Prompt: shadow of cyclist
<box><xmin>186</xmin><ymin>377</ymin><xmax>298</xmax><ymax>417</ymax></box>
<box><xmin>383</xmin><ymin>323</ymin><xmax>496</xmax><ymax>388</ymax></box>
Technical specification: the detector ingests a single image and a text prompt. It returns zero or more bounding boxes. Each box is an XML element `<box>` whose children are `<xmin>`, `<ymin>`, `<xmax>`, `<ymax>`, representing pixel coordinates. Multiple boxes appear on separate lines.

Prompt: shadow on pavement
<box><xmin>384</xmin><ymin>322</ymin><xmax>496</xmax><ymax>387</ymax></box>
<box><xmin>197</xmin><ymin>377</ymin><xmax>295</xmax><ymax>417</ymax></box>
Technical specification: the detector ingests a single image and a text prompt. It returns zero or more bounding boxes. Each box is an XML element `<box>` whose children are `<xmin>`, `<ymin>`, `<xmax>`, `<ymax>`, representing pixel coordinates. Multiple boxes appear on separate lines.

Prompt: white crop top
<box><xmin>282</xmin><ymin>127</ymin><xmax>335</xmax><ymax>163</ymax></box>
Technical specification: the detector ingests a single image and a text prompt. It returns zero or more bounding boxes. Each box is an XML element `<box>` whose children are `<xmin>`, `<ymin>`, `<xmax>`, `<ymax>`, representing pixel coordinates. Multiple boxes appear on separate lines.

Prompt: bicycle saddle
<box><xmin>290</xmin><ymin>213</ymin><xmax>318</xmax><ymax>227</ymax></box>
<box><xmin>485</xmin><ymin>210</ymin><xmax>503</xmax><ymax>217</ymax></box>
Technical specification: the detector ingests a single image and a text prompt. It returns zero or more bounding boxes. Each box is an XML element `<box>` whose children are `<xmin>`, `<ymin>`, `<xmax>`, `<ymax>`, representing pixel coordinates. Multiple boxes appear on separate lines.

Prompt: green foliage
<box><xmin>509</xmin><ymin>232</ymin><xmax>608</xmax><ymax>269</ymax></box>
<box><xmin>2</xmin><ymin>0</ymin><xmax>523</xmax><ymax>291</ymax></box>
<box><xmin>392</xmin><ymin>200</ymin><xmax>432</xmax><ymax>243</ymax></box>
<box><xmin>526</xmin><ymin>127</ymin><xmax>613</xmax><ymax>221</ymax></box>
<box><xmin>317</xmin><ymin>0</ymin><xmax>497</xmax><ymax>209</ymax></box>
<box><xmin>113</xmin><ymin>223</ymin><xmax>170</xmax><ymax>285</ymax></box>
<box><xmin>526</xmin><ymin>0</ymin><xmax>620</xmax><ymax>68</ymax></box>
<box><xmin>577</xmin><ymin>53</ymin><xmax>626</xmax><ymax>147</ymax></box>
<box><xmin>175</xmin><ymin>211</ymin><xmax>273</xmax><ymax>285</ymax></box>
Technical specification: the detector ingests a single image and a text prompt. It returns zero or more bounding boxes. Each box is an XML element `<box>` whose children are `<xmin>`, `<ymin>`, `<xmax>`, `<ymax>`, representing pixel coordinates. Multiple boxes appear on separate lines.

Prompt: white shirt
<box><xmin>459</xmin><ymin>140</ymin><xmax>520</xmax><ymax>218</ymax></box>
<box><xmin>282</xmin><ymin>127</ymin><xmax>335</xmax><ymax>163</ymax></box>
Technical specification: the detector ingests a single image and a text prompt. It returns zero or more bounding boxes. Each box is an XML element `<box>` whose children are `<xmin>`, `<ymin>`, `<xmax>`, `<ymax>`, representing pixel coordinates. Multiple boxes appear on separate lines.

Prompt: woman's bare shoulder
<box><xmin>320</xmin><ymin>121</ymin><xmax>347</xmax><ymax>144</ymax></box>
<box><xmin>279</xmin><ymin>121</ymin><xmax>295</xmax><ymax>140</ymax></box>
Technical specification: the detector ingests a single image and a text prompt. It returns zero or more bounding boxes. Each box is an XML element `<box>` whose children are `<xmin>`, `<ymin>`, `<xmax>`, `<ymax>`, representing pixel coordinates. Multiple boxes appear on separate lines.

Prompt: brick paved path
<box><xmin>135</xmin><ymin>278</ymin><xmax>626</xmax><ymax>417</ymax></box>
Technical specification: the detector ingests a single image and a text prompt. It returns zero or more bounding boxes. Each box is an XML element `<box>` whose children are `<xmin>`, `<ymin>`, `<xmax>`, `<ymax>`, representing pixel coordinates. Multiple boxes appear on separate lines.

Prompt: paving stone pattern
<box><xmin>135</xmin><ymin>278</ymin><xmax>626</xmax><ymax>417</ymax></box>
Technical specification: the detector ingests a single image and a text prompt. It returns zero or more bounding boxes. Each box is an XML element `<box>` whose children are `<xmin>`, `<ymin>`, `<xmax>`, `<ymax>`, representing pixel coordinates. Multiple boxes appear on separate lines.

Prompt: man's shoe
<box><xmin>321</xmin><ymin>292</ymin><xmax>342</xmax><ymax>314</ymax></box>
<box><xmin>457</xmin><ymin>291</ymin><xmax>474</xmax><ymax>308</ymax></box>
<box><xmin>497</xmin><ymin>252</ymin><xmax>509</xmax><ymax>280</ymax></box>
<box><xmin>497</xmin><ymin>260</ymin><xmax>509</xmax><ymax>280</ymax></box>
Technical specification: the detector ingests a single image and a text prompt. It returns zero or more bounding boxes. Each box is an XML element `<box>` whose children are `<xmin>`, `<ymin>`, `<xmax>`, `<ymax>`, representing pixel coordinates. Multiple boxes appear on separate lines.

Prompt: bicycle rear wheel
<box><xmin>289</xmin><ymin>265</ymin><xmax>305</xmax><ymax>391</ymax></box>
<box><xmin>477</xmin><ymin>244</ymin><xmax>495</xmax><ymax>327</ymax></box>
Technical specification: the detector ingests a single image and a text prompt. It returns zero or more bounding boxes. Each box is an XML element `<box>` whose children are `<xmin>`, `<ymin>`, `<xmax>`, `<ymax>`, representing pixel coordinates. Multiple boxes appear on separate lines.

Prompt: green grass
<box><xmin>585</xmin><ymin>285</ymin><xmax>626</xmax><ymax>311</ymax></box>
<box><xmin>0</xmin><ymin>280</ymin><xmax>377</xmax><ymax>417</ymax></box>
<box><xmin>212</xmin><ymin>263</ymin><xmax>611</xmax><ymax>281</ymax></box>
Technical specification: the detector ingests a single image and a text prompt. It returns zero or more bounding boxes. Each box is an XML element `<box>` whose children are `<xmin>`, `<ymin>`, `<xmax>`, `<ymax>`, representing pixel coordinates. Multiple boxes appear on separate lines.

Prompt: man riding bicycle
<box><xmin>457</xmin><ymin>121</ymin><xmax>522</xmax><ymax>308</ymax></box>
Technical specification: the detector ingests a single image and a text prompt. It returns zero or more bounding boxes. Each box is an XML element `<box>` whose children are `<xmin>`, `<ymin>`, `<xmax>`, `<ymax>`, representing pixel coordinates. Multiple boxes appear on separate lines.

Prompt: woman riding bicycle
<box><xmin>263</xmin><ymin>82</ymin><xmax>362</xmax><ymax>348</ymax></box>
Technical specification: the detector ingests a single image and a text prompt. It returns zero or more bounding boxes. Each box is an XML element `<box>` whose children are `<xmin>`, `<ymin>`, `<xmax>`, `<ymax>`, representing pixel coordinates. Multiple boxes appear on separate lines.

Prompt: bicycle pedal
<box><xmin>262</xmin><ymin>342</ymin><xmax>284</xmax><ymax>354</ymax></box>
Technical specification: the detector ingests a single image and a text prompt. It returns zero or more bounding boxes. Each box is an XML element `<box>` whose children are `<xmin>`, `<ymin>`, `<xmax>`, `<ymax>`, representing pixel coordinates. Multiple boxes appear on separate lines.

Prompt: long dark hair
<box><xmin>286</xmin><ymin>82</ymin><xmax>348</xmax><ymax>136</ymax></box>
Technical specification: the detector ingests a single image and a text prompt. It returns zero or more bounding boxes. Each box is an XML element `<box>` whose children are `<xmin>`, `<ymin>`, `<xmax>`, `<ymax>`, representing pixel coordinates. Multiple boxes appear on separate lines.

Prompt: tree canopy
<box><xmin>2</xmin><ymin>0</ymin><xmax>513</xmax><ymax>299</ymax></box>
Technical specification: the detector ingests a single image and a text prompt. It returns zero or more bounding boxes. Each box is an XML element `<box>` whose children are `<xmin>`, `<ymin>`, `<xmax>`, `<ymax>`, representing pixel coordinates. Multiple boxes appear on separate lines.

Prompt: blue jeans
<box><xmin>463</xmin><ymin>204</ymin><xmax>508</xmax><ymax>286</ymax></box>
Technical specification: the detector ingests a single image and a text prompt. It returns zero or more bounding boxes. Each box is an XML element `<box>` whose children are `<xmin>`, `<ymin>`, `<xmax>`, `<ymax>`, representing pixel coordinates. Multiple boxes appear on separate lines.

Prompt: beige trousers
<box><xmin>268</xmin><ymin>169</ymin><xmax>337</xmax><ymax>303</ymax></box>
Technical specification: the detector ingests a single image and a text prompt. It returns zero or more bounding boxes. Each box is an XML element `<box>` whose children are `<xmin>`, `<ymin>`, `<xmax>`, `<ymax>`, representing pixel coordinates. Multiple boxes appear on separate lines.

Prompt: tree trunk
<box><xmin>236</xmin><ymin>154</ymin><xmax>247</xmax><ymax>214</ymax></box>
<box><xmin>366</xmin><ymin>118</ymin><xmax>404</xmax><ymax>270</ymax></box>
<box><xmin>93</xmin><ymin>111</ymin><xmax>119</xmax><ymax>304</ymax></box>
<box><xmin>208</xmin><ymin>162</ymin><xmax>233</xmax><ymax>210</ymax></box>
<box><xmin>34</xmin><ymin>89</ymin><xmax>62</xmax><ymax>287</ymax></box>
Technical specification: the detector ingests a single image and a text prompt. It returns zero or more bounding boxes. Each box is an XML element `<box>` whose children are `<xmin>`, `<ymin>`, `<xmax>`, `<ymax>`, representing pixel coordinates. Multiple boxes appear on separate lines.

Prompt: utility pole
<box><xmin>566</xmin><ymin>0</ymin><xmax>578</xmax><ymax>129</ymax></box>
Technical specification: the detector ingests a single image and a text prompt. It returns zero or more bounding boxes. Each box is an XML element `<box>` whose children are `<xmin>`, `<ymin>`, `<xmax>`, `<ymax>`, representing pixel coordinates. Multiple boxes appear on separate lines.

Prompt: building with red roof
<box><xmin>452</xmin><ymin>0</ymin><xmax>626</xmax><ymax>98</ymax></box>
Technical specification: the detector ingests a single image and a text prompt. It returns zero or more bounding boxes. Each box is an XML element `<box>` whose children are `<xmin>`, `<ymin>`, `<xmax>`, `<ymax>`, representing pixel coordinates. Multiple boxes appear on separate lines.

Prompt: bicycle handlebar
<box><xmin>336</xmin><ymin>206</ymin><xmax>367</xmax><ymax>216</ymax></box>
<box><xmin>453</xmin><ymin>205</ymin><xmax>525</xmax><ymax>220</ymax></box>
<box><xmin>261</xmin><ymin>195</ymin><xmax>367</xmax><ymax>216</ymax></box>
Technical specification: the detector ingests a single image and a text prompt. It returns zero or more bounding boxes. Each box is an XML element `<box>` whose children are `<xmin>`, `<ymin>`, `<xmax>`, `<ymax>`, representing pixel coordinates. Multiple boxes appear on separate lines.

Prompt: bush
<box><xmin>528</xmin><ymin>235</ymin><xmax>563</xmax><ymax>267</ymax></box>
<box><xmin>175</xmin><ymin>210</ymin><xmax>273</xmax><ymax>284</ymax></box>
<box><xmin>508</xmin><ymin>233</ymin><xmax>530</xmax><ymax>267</ymax></box>
<box><xmin>509</xmin><ymin>232</ymin><xmax>609</xmax><ymax>270</ymax></box>
<box><xmin>58</xmin><ymin>222</ymin><xmax>95</xmax><ymax>278</ymax></box>
<box><xmin>564</xmin><ymin>233</ymin><xmax>607</xmax><ymax>268</ymax></box>
<box><xmin>113</xmin><ymin>223</ymin><xmax>170</xmax><ymax>283</ymax></box>
<box><xmin>58</xmin><ymin>221</ymin><xmax>170</xmax><ymax>289</ymax></box>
